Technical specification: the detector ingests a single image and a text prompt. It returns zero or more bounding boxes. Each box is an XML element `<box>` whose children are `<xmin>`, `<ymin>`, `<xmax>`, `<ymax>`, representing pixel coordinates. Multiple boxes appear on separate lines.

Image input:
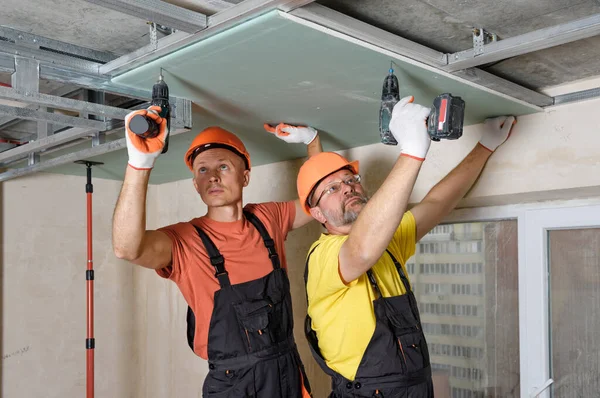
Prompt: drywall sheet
<box><xmin>43</xmin><ymin>10</ymin><xmax>540</xmax><ymax>184</ymax></box>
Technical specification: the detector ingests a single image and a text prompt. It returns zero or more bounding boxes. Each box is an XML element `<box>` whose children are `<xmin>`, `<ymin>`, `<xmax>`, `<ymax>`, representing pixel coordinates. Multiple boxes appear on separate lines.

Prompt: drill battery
<box><xmin>426</xmin><ymin>93</ymin><xmax>465</xmax><ymax>141</ymax></box>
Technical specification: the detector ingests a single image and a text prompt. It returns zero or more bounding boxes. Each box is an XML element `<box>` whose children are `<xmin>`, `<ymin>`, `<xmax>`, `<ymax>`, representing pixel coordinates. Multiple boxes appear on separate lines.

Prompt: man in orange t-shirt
<box><xmin>112</xmin><ymin>110</ymin><xmax>320</xmax><ymax>397</ymax></box>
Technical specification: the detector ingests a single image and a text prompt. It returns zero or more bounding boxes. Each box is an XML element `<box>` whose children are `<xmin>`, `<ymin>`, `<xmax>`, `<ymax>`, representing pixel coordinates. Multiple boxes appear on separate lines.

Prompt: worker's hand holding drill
<box><xmin>125</xmin><ymin>106</ymin><xmax>168</xmax><ymax>170</ymax></box>
<box><xmin>389</xmin><ymin>96</ymin><xmax>432</xmax><ymax>161</ymax></box>
<box><xmin>263</xmin><ymin>123</ymin><xmax>318</xmax><ymax>145</ymax></box>
<box><xmin>478</xmin><ymin>116</ymin><xmax>516</xmax><ymax>152</ymax></box>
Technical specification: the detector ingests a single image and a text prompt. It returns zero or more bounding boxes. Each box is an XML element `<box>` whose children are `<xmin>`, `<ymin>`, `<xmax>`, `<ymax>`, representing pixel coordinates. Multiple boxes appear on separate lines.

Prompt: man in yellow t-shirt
<box><xmin>296</xmin><ymin>96</ymin><xmax>516</xmax><ymax>397</ymax></box>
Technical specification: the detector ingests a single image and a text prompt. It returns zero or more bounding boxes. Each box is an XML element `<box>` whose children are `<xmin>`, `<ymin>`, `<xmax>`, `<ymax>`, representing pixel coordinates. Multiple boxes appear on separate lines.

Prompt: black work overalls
<box><xmin>187</xmin><ymin>210</ymin><xmax>311</xmax><ymax>398</ymax></box>
<box><xmin>305</xmin><ymin>248</ymin><xmax>433</xmax><ymax>398</ymax></box>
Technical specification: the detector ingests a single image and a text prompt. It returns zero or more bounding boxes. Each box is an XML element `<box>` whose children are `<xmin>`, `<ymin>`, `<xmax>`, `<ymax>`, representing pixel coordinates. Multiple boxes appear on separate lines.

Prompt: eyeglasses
<box><xmin>310</xmin><ymin>174</ymin><xmax>362</xmax><ymax>208</ymax></box>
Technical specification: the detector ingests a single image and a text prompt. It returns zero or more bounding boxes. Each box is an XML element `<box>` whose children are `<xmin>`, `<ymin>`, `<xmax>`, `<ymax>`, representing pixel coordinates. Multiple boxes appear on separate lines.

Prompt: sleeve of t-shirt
<box><xmin>308</xmin><ymin>236</ymin><xmax>358</xmax><ymax>299</ymax></box>
<box><xmin>155</xmin><ymin>221</ymin><xmax>198</xmax><ymax>283</ymax></box>
<box><xmin>244</xmin><ymin>201</ymin><xmax>296</xmax><ymax>240</ymax></box>
<box><xmin>392</xmin><ymin>211</ymin><xmax>417</xmax><ymax>261</ymax></box>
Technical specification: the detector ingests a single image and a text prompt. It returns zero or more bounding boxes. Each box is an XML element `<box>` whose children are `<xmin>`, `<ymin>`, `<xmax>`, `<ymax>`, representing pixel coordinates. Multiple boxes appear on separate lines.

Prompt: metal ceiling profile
<box><xmin>82</xmin><ymin>0</ymin><xmax>209</xmax><ymax>33</ymax></box>
<box><xmin>0</xmin><ymin>0</ymin><xmax>599</xmax><ymax>183</ymax></box>
<box><xmin>444</xmin><ymin>13</ymin><xmax>600</xmax><ymax>72</ymax></box>
<box><xmin>0</xmin><ymin>21</ymin><xmax>193</xmax><ymax>182</ymax></box>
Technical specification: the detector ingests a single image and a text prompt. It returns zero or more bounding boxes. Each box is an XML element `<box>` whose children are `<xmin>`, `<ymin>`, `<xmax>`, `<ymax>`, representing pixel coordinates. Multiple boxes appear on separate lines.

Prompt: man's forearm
<box><xmin>342</xmin><ymin>155</ymin><xmax>423</xmax><ymax>279</ymax></box>
<box><xmin>112</xmin><ymin>166</ymin><xmax>152</xmax><ymax>260</ymax></box>
<box><xmin>425</xmin><ymin>144</ymin><xmax>491</xmax><ymax>210</ymax></box>
<box><xmin>307</xmin><ymin>134</ymin><xmax>323</xmax><ymax>157</ymax></box>
<box><xmin>411</xmin><ymin>144</ymin><xmax>492</xmax><ymax>240</ymax></box>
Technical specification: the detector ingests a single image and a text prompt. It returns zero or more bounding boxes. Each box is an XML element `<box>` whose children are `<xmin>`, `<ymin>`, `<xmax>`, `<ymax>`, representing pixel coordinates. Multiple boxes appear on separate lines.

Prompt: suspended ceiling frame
<box><xmin>0</xmin><ymin>0</ymin><xmax>599</xmax><ymax>183</ymax></box>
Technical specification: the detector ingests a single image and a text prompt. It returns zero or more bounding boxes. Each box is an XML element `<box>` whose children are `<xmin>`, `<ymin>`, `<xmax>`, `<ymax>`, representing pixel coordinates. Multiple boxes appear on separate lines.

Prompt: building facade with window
<box><xmin>406</xmin><ymin>223</ymin><xmax>488</xmax><ymax>398</ymax></box>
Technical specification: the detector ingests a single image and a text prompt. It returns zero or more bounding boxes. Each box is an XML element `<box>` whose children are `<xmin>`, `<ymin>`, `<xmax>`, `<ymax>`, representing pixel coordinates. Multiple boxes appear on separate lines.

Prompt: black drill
<box><xmin>128</xmin><ymin>70</ymin><xmax>171</xmax><ymax>153</ymax></box>
<box><xmin>379</xmin><ymin>66</ymin><xmax>465</xmax><ymax>144</ymax></box>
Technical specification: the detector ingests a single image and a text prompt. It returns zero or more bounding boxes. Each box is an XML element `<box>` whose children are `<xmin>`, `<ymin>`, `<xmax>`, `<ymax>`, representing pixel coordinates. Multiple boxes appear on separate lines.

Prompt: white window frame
<box><xmin>441</xmin><ymin>197</ymin><xmax>600</xmax><ymax>398</ymax></box>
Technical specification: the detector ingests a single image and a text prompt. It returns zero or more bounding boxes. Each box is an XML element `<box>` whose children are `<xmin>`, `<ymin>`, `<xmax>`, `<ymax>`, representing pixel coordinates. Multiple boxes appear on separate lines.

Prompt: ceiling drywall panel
<box><xmin>19</xmin><ymin>10</ymin><xmax>541</xmax><ymax>184</ymax></box>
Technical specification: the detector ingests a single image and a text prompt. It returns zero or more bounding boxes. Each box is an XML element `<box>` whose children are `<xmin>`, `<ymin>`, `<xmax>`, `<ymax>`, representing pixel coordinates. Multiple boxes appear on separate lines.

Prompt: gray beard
<box><xmin>324</xmin><ymin>194</ymin><xmax>369</xmax><ymax>227</ymax></box>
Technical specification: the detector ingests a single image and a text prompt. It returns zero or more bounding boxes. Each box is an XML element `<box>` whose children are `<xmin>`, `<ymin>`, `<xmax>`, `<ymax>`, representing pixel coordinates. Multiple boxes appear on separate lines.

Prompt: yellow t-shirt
<box><xmin>306</xmin><ymin>211</ymin><xmax>417</xmax><ymax>381</ymax></box>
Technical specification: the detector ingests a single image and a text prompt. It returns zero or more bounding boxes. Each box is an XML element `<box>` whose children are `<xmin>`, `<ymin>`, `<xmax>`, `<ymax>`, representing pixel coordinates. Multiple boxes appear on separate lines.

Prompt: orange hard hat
<box><xmin>297</xmin><ymin>152</ymin><xmax>359</xmax><ymax>215</ymax></box>
<box><xmin>184</xmin><ymin>126</ymin><xmax>251</xmax><ymax>171</ymax></box>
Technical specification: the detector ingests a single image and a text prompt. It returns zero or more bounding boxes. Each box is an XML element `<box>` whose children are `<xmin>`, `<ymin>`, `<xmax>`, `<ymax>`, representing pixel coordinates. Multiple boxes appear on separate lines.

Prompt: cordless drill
<box><xmin>128</xmin><ymin>70</ymin><xmax>171</xmax><ymax>153</ymax></box>
<box><xmin>379</xmin><ymin>65</ymin><xmax>465</xmax><ymax>144</ymax></box>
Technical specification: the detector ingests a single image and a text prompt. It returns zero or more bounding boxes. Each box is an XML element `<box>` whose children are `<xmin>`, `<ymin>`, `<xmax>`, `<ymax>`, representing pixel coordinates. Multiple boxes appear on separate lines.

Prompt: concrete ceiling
<box><xmin>318</xmin><ymin>0</ymin><xmax>600</xmax><ymax>90</ymax></box>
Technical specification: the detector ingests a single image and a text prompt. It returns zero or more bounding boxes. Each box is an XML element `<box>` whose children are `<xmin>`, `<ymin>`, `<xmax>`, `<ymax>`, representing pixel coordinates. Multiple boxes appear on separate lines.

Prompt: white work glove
<box><xmin>389</xmin><ymin>96</ymin><xmax>432</xmax><ymax>160</ymax></box>
<box><xmin>263</xmin><ymin>123</ymin><xmax>318</xmax><ymax>145</ymax></box>
<box><xmin>125</xmin><ymin>106</ymin><xmax>168</xmax><ymax>170</ymax></box>
<box><xmin>478</xmin><ymin>116</ymin><xmax>516</xmax><ymax>152</ymax></box>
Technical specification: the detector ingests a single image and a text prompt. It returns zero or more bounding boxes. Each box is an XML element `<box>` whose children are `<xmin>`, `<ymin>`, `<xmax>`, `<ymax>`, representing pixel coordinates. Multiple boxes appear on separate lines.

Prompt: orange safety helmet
<box><xmin>297</xmin><ymin>152</ymin><xmax>359</xmax><ymax>215</ymax></box>
<box><xmin>184</xmin><ymin>126</ymin><xmax>251</xmax><ymax>171</ymax></box>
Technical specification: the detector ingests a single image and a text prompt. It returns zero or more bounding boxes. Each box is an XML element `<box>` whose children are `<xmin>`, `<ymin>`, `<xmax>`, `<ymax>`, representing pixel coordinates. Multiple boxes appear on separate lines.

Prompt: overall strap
<box><xmin>366</xmin><ymin>269</ymin><xmax>383</xmax><ymax>299</ymax></box>
<box><xmin>385</xmin><ymin>249</ymin><xmax>412</xmax><ymax>292</ymax></box>
<box><xmin>243</xmin><ymin>210</ymin><xmax>281</xmax><ymax>270</ymax></box>
<box><xmin>192</xmin><ymin>225</ymin><xmax>230</xmax><ymax>288</ymax></box>
<box><xmin>385</xmin><ymin>249</ymin><xmax>421</xmax><ymax>323</ymax></box>
<box><xmin>304</xmin><ymin>245</ymin><xmax>333</xmax><ymax>374</ymax></box>
<box><xmin>304</xmin><ymin>245</ymin><xmax>320</xmax><ymax>290</ymax></box>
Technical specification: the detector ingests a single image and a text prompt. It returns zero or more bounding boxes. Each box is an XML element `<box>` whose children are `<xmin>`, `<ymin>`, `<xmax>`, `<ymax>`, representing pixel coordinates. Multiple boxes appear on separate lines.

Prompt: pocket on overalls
<box><xmin>386</xmin><ymin>296</ymin><xmax>429</xmax><ymax>373</ymax></box>
<box><xmin>233</xmin><ymin>298</ymin><xmax>276</xmax><ymax>352</ymax></box>
<box><xmin>203</xmin><ymin>367</ymin><xmax>255</xmax><ymax>397</ymax></box>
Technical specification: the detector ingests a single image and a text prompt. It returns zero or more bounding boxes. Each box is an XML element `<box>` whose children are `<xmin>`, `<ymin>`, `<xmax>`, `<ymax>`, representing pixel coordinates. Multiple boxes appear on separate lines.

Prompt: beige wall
<box><xmin>2</xmin><ymin>79</ymin><xmax>600</xmax><ymax>397</ymax></box>
<box><xmin>1</xmin><ymin>174</ymin><xmax>137</xmax><ymax>397</ymax></box>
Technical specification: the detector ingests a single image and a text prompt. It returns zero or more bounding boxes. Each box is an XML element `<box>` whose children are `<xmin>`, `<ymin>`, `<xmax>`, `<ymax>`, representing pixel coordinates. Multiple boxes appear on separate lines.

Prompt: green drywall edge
<box><xmin>23</xmin><ymin>11</ymin><xmax>541</xmax><ymax>184</ymax></box>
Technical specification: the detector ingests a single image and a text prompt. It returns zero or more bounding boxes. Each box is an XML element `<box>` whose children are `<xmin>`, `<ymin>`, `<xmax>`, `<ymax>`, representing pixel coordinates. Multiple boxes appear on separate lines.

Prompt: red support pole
<box><xmin>86</xmin><ymin>188</ymin><xmax>94</xmax><ymax>398</ymax></box>
<box><xmin>75</xmin><ymin>160</ymin><xmax>103</xmax><ymax>398</ymax></box>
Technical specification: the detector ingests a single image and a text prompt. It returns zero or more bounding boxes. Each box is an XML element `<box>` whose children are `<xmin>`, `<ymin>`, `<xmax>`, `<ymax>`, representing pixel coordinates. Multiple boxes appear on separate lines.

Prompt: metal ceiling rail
<box><xmin>0</xmin><ymin>105</ymin><xmax>108</xmax><ymax>130</ymax></box>
<box><xmin>0</xmin><ymin>86</ymin><xmax>130</xmax><ymax>120</ymax></box>
<box><xmin>287</xmin><ymin>4</ymin><xmax>554</xmax><ymax>108</ymax></box>
<box><xmin>0</xmin><ymin>26</ymin><xmax>117</xmax><ymax>63</ymax></box>
<box><xmin>0</xmin><ymin>99</ymin><xmax>149</xmax><ymax>166</ymax></box>
<box><xmin>553</xmin><ymin>86</ymin><xmax>600</xmax><ymax>105</ymax></box>
<box><xmin>83</xmin><ymin>0</ymin><xmax>208</xmax><ymax>33</ymax></box>
<box><xmin>0</xmin><ymin>51</ymin><xmax>153</xmax><ymax>100</ymax></box>
<box><xmin>0</xmin><ymin>40</ymin><xmax>102</xmax><ymax>75</ymax></box>
<box><xmin>99</xmin><ymin>0</ymin><xmax>318</xmax><ymax>76</ymax></box>
<box><xmin>0</xmin><ymin>98</ymin><xmax>192</xmax><ymax>181</ymax></box>
<box><xmin>39</xmin><ymin>63</ymin><xmax>152</xmax><ymax>100</ymax></box>
<box><xmin>0</xmin><ymin>127</ymin><xmax>107</xmax><ymax>165</ymax></box>
<box><xmin>445</xmin><ymin>14</ymin><xmax>600</xmax><ymax>72</ymax></box>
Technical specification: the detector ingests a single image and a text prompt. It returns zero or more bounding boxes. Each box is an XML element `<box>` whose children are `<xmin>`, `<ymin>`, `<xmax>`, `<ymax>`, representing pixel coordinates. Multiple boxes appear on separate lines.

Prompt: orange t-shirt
<box><xmin>156</xmin><ymin>201</ymin><xmax>296</xmax><ymax>359</ymax></box>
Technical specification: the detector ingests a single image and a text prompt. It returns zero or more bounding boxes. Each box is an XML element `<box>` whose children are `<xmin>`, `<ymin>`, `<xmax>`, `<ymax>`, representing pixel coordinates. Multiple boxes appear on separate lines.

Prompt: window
<box><xmin>410</xmin><ymin>220</ymin><xmax>518</xmax><ymax>397</ymax></box>
<box><xmin>408</xmin><ymin>202</ymin><xmax>600</xmax><ymax>397</ymax></box>
<box><xmin>548</xmin><ymin>228</ymin><xmax>600</xmax><ymax>395</ymax></box>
